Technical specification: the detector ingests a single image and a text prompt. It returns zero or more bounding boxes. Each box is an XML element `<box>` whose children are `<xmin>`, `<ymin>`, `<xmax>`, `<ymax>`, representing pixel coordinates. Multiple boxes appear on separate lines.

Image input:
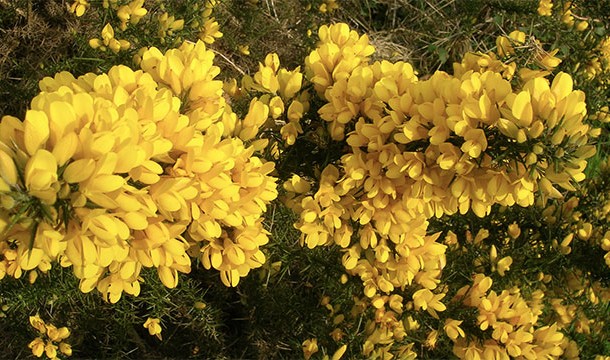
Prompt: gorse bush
<box><xmin>0</xmin><ymin>0</ymin><xmax>609</xmax><ymax>359</ymax></box>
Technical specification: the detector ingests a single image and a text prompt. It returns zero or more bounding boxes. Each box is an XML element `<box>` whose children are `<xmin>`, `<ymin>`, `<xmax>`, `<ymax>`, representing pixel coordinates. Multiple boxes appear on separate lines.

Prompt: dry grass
<box><xmin>0</xmin><ymin>0</ymin><xmax>98</xmax><ymax>117</ymax></box>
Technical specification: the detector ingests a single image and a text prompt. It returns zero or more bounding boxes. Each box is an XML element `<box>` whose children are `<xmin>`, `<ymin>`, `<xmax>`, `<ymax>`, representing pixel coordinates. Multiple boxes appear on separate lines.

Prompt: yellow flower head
<box><xmin>143</xmin><ymin>317</ymin><xmax>163</xmax><ymax>340</ymax></box>
<box><xmin>89</xmin><ymin>23</ymin><xmax>130</xmax><ymax>53</ymax></box>
<box><xmin>68</xmin><ymin>0</ymin><xmax>89</xmax><ymax>16</ymax></box>
<box><xmin>302</xmin><ymin>338</ymin><xmax>319</xmax><ymax>360</ymax></box>
<box><xmin>538</xmin><ymin>0</ymin><xmax>553</xmax><ymax>16</ymax></box>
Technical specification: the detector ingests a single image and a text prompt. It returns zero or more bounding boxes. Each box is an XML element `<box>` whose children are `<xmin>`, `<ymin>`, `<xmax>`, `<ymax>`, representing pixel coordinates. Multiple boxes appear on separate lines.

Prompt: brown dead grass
<box><xmin>0</xmin><ymin>0</ymin><xmax>95</xmax><ymax>117</ymax></box>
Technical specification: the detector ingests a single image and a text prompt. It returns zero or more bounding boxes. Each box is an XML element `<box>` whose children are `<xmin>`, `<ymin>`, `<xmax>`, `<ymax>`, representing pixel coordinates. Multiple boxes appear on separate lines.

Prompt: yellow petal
<box><xmin>87</xmin><ymin>174</ymin><xmax>125</xmax><ymax>193</ymax></box>
<box><xmin>158</xmin><ymin>266</ymin><xmax>178</xmax><ymax>288</ymax></box>
<box><xmin>20</xmin><ymin>248</ymin><xmax>44</xmax><ymax>271</ymax></box>
<box><xmin>24</xmin><ymin>110</ymin><xmax>50</xmax><ymax>156</ymax></box>
<box><xmin>52</xmin><ymin>132</ymin><xmax>79</xmax><ymax>166</ymax></box>
<box><xmin>226</xmin><ymin>244</ymin><xmax>245</xmax><ymax>265</ymax></box>
<box><xmin>0</xmin><ymin>149</ymin><xmax>18</xmax><ymax>185</ymax></box>
<box><xmin>63</xmin><ymin>159</ymin><xmax>96</xmax><ymax>183</ymax></box>
<box><xmin>550</xmin><ymin>72</ymin><xmax>573</xmax><ymax>100</ymax></box>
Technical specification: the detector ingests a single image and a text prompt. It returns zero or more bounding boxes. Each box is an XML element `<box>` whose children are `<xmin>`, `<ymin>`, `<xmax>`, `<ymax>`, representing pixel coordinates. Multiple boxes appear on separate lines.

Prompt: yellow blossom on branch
<box><xmin>89</xmin><ymin>23</ymin><xmax>130</xmax><ymax>53</ymax></box>
<box><xmin>143</xmin><ymin>317</ymin><xmax>163</xmax><ymax>340</ymax></box>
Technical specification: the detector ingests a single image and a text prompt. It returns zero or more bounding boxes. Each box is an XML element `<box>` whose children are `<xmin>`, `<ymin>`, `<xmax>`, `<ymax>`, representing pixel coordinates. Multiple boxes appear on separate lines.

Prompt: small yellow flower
<box><xmin>496</xmin><ymin>256</ymin><xmax>513</xmax><ymax>276</ymax></box>
<box><xmin>28</xmin><ymin>337</ymin><xmax>45</xmax><ymax>357</ymax></box>
<box><xmin>302</xmin><ymin>338</ymin><xmax>319</xmax><ymax>360</ymax></box>
<box><xmin>44</xmin><ymin>342</ymin><xmax>58</xmax><ymax>359</ymax></box>
<box><xmin>199</xmin><ymin>18</ymin><xmax>223</xmax><ymax>44</ymax></box>
<box><xmin>0</xmin><ymin>149</ymin><xmax>18</xmax><ymax>186</ymax></box>
<box><xmin>537</xmin><ymin>0</ymin><xmax>553</xmax><ymax>16</ymax></box>
<box><xmin>117</xmin><ymin>0</ymin><xmax>147</xmax><ymax>29</ymax></box>
<box><xmin>331</xmin><ymin>344</ymin><xmax>347</xmax><ymax>360</ymax></box>
<box><xmin>425</xmin><ymin>330</ymin><xmax>438</xmax><ymax>349</ymax></box>
<box><xmin>238</xmin><ymin>45</ymin><xmax>250</xmax><ymax>55</ymax></box>
<box><xmin>68</xmin><ymin>0</ymin><xmax>89</xmax><ymax>16</ymax></box>
<box><xmin>59</xmin><ymin>342</ymin><xmax>72</xmax><ymax>356</ymax></box>
<box><xmin>24</xmin><ymin>149</ymin><xmax>58</xmax><ymax>204</ymax></box>
<box><xmin>143</xmin><ymin>317</ymin><xmax>163</xmax><ymax>340</ymax></box>
<box><xmin>444</xmin><ymin>319</ymin><xmax>465</xmax><ymax>340</ymax></box>
<box><xmin>576</xmin><ymin>20</ymin><xmax>589</xmax><ymax>32</ymax></box>
<box><xmin>412</xmin><ymin>289</ymin><xmax>446</xmax><ymax>319</ymax></box>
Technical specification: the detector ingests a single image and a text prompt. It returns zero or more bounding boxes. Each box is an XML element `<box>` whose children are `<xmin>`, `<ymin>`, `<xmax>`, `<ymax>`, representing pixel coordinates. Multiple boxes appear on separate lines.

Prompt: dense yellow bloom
<box><xmin>241</xmin><ymin>52</ymin><xmax>308</xmax><ymax>146</ymax></box>
<box><xmin>450</xmin><ymin>275</ymin><xmax>567</xmax><ymax>358</ymax></box>
<box><xmin>0</xmin><ymin>38</ymin><xmax>277</xmax><ymax>301</ymax></box>
<box><xmin>282</xmin><ymin>23</ymin><xmax>599</xmax><ymax>358</ymax></box>
<box><xmin>305</xmin><ymin>23</ymin><xmax>375</xmax><ymax>96</ymax></box>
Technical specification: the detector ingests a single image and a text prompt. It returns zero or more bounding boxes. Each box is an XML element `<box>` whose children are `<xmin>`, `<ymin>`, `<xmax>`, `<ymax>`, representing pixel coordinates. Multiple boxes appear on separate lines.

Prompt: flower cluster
<box><xmin>319</xmin><ymin>0</ymin><xmax>340</xmax><ymax>14</ymax></box>
<box><xmin>89</xmin><ymin>23</ymin><xmax>131</xmax><ymax>53</ymax></box>
<box><xmin>318</xmin><ymin>294</ymin><xmax>418</xmax><ymax>359</ymax></box>
<box><xmin>449</xmin><ymin>274</ymin><xmax>568</xmax><ymax>359</ymax></box>
<box><xmin>0</xmin><ymin>40</ymin><xmax>277</xmax><ymax>301</ymax></box>
<box><xmin>242</xmin><ymin>53</ymin><xmax>309</xmax><ymax>146</ymax></box>
<box><xmin>278</xmin><ymin>22</ymin><xmax>599</xmax><ymax>357</ymax></box>
<box><xmin>28</xmin><ymin>315</ymin><xmax>72</xmax><ymax>359</ymax></box>
<box><xmin>76</xmin><ymin>1</ymin><xmax>223</xmax><ymax>53</ymax></box>
<box><xmin>291</xmin><ymin>21</ymin><xmax>595</xmax><ymax>290</ymax></box>
<box><xmin>197</xmin><ymin>0</ymin><xmax>223</xmax><ymax>44</ymax></box>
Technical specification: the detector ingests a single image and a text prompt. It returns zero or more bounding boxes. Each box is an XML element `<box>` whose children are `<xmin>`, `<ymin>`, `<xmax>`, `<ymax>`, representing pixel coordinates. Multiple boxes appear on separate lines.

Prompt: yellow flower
<box><xmin>117</xmin><ymin>0</ymin><xmax>147</xmax><ymax>29</ymax></box>
<box><xmin>29</xmin><ymin>315</ymin><xmax>47</xmax><ymax>333</ymax></box>
<box><xmin>143</xmin><ymin>317</ymin><xmax>163</xmax><ymax>340</ymax></box>
<box><xmin>536</xmin><ymin>48</ymin><xmax>562</xmax><ymax>70</ymax></box>
<box><xmin>238</xmin><ymin>45</ymin><xmax>250</xmax><ymax>55</ymax></box>
<box><xmin>157</xmin><ymin>12</ymin><xmax>184</xmax><ymax>40</ymax></box>
<box><xmin>496</xmin><ymin>256</ymin><xmax>513</xmax><ymax>276</ymax></box>
<box><xmin>302</xmin><ymin>338</ymin><xmax>319</xmax><ymax>360</ymax></box>
<box><xmin>412</xmin><ymin>289</ymin><xmax>446</xmax><ymax>319</ymax></box>
<box><xmin>509</xmin><ymin>30</ymin><xmax>526</xmax><ymax>44</ymax></box>
<box><xmin>28</xmin><ymin>337</ymin><xmax>45</xmax><ymax>357</ymax></box>
<box><xmin>496</xmin><ymin>36</ymin><xmax>514</xmax><ymax>58</ymax></box>
<box><xmin>425</xmin><ymin>329</ymin><xmax>438</xmax><ymax>349</ymax></box>
<box><xmin>444</xmin><ymin>319</ymin><xmax>465</xmax><ymax>341</ymax></box>
<box><xmin>199</xmin><ymin>18</ymin><xmax>223</xmax><ymax>44</ymax></box>
<box><xmin>0</xmin><ymin>149</ymin><xmax>18</xmax><ymax>186</ymax></box>
<box><xmin>89</xmin><ymin>23</ymin><xmax>130</xmax><ymax>53</ymax></box>
<box><xmin>44</xmin><ymin>342</ymin><xmax>58</xmax><ymax>359</ymax></box>
<box><xmin>331</xmin><ymin>344</ymin><xmax>347</xmax><ymax>360</ymax></box>
<box><xmin>537</xmin><ymin>0</ymin><xmax>553</xmax><ymax>16</ymax></box>
<box><xmin>461</xmin><ymin>129</ymin><xmax>487</xmax><ymax>158</ymax></box>
<box><xmin>59</xmin><ymin>342</ymin><xmax>72</xmax><ymax>356</ymax></box>
<box><xmin>68</xmin><ymin>0</ymin><xmax>89</xmax><ymax>16</ymax></box>
<box><xmin>576</xmin><ymin>20</ymin><xmax>589</xmax><ymax>32</ymax></box>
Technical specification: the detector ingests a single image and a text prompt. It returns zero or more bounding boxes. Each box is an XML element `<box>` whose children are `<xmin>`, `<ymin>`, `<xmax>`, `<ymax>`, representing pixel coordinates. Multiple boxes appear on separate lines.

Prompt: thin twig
<box><xmin>211</xmin><ymin>49</ymin><xmax>246</xmax><ymax>76</ymax></box>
